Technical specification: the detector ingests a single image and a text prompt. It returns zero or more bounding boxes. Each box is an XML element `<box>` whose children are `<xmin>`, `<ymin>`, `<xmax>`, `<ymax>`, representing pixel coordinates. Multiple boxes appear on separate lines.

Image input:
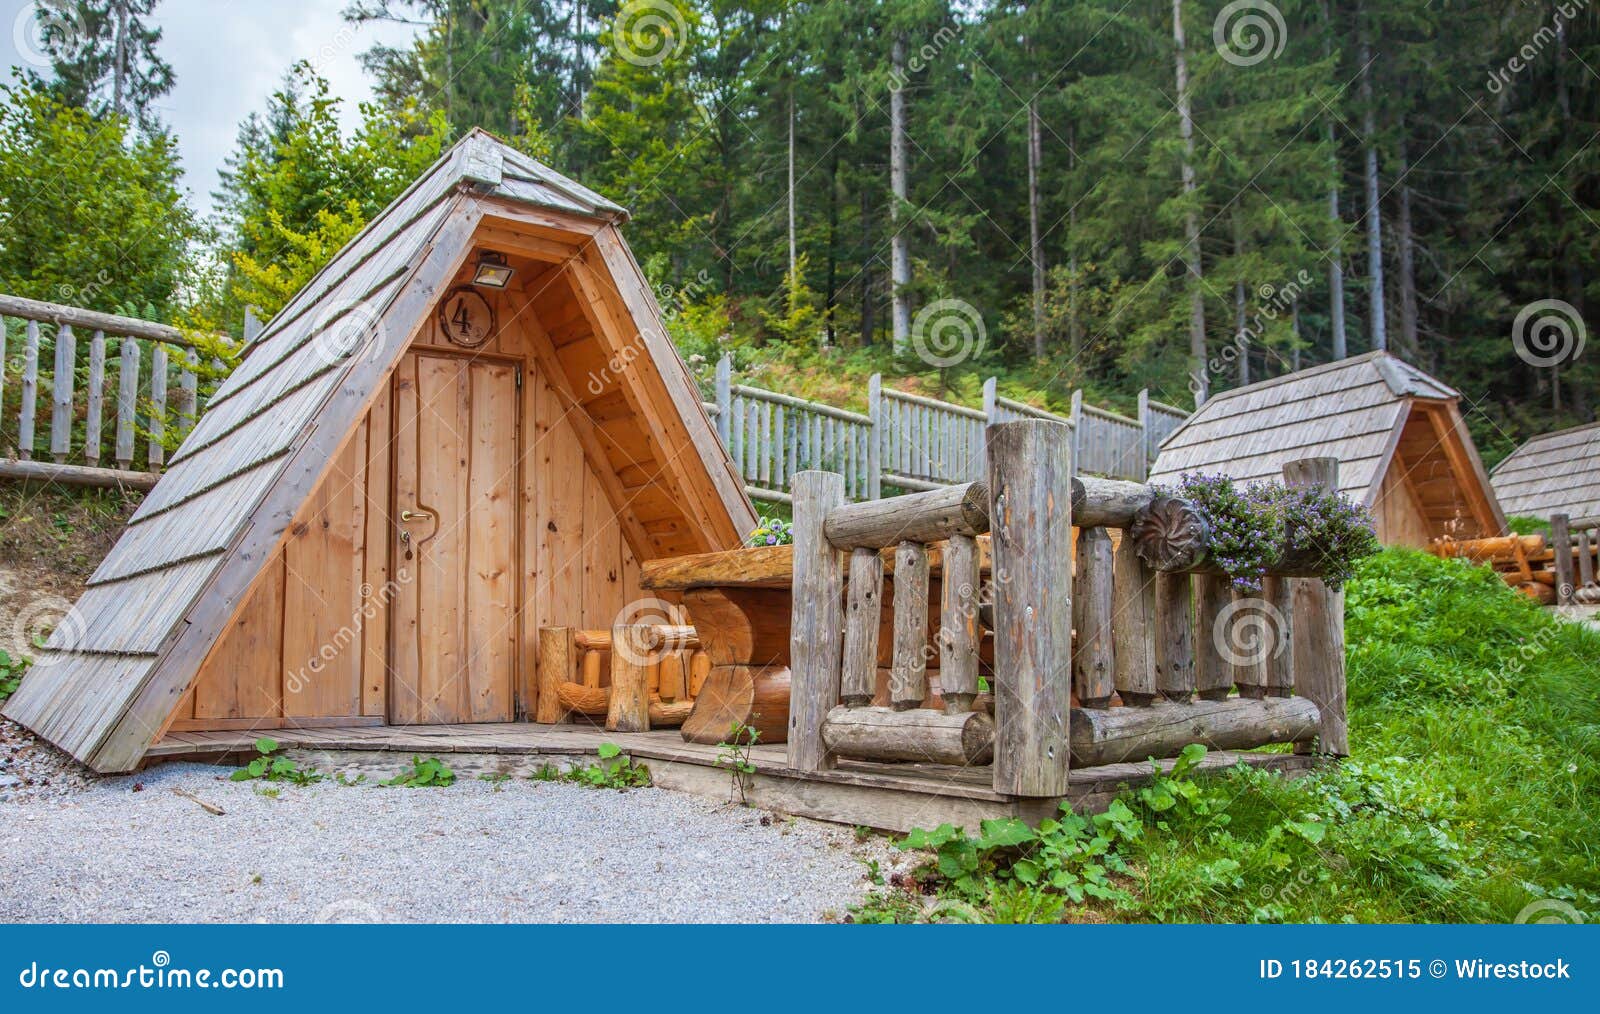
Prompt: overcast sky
<box><xmin>2</xmin><ymin>0</ymin><xmax>422</xmax><ymax>218</ymax></box>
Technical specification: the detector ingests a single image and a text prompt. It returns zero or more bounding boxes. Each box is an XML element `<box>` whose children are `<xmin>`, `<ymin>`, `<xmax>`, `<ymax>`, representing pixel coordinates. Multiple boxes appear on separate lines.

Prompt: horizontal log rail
<box><xmin>783</xmin><ymin>431</ymin><xmax>1349</xmax><ymax>799</ymax></box>
<box><xmin>1</xmin><ymin>293</ymin><xmax>252</xmax><ymax>488</ymax></box>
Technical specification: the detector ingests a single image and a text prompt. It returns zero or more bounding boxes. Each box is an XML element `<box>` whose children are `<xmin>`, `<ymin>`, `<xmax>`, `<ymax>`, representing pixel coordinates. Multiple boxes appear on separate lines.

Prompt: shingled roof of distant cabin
<box><xmin>1490</xmin><ymin>420</ymin><xmax>1600</xmax><ymax>521</ymax></box>
<box><xmin>1148</xmin><ymin>351</ymin><xmax>1470</xmax><ymax>502</ymax></box>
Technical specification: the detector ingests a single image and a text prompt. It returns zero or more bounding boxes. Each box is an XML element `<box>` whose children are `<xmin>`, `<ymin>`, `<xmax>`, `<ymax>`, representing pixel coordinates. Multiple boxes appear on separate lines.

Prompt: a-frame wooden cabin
<box><xmin>5</xmin><ymin>130</ymin><xmax>757</xmax><ymax>773</ymax></box>
<box><xmin>1149</xmin><ymin>352</ymin><xmax>1506</xmax><ymax>546</ymax></box>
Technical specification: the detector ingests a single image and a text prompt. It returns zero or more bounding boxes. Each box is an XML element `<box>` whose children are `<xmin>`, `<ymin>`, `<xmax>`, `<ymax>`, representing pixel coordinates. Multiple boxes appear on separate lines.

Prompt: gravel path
<box><xmin>0</xmin><ymin>729</ymin><xmax>901</xmax><ymax>923</ymax></box>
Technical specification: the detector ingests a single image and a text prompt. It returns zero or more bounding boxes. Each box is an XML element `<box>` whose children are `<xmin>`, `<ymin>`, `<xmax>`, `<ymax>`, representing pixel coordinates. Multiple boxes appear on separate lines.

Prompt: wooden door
<box><xmin>389</xmin><ymin>351</ymin><xmax>520</xmax><ymax>725</ymax></box>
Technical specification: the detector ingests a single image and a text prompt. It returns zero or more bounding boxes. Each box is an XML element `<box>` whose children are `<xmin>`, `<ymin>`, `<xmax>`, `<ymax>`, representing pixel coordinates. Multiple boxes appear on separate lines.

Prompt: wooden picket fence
<box><xmin>705</xmin><ymin>353</ymin><xmax>1188</xmax><ymax>504</ymax></box>
<box><xmin>0</xmin><ymin>294</ymin><xmax>257</xmax><ymax>490</ymax></box>
<box><xmin>0</xmin><ymin>293</ymin><xmax>1189</xmax><ymax>501</ymax></box>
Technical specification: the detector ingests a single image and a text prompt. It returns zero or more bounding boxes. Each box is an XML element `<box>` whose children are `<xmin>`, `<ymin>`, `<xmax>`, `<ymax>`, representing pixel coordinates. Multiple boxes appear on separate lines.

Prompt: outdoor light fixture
<box><xmin>472</xmin><ymin>250</ymin><xmax>514</xmax><ymax>289</ymax></box>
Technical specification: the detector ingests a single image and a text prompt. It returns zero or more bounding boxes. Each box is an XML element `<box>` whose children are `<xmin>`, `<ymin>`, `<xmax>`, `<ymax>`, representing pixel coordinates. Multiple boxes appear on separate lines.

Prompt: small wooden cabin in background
<box><xmin>1149</xmin><ymin>352</ymin><xmax>1506</xmax><ymax>547</ymax></box>
<box><xmin>1489</xmin><ymin>421</ymin><xmax>1600</xmax><ymax>522</ymax></box>
<box><xmin>4</xmin><ymin>130</ymin><xmax>757</xmax><ymax>773</ymax></box>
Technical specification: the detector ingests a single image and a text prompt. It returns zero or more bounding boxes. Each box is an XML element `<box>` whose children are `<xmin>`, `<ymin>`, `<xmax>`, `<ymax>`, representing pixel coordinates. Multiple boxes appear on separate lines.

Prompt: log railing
<box><xmin>535</xmin><ymin>625</ymin><xmax>710</xmax><ymax>732</ymax></box>
<box><xmin>787</xmin><ymin>420</ymin><xmax>1348</xmax><ymax>798</ymax></box>
<box><xmin>1428</xmin><ymin>515</ymin><xmax>1600</xmax><ymax>606</ymax></box>
<box><xmin>0</xmin><ymin>294</ymin><xmax>248</xmax><ymax>489</ymax></box>
<box><xmin>1549</xmin><ymin>514</ymin><xmax>1600</xmax><ymax>606</ymax></box>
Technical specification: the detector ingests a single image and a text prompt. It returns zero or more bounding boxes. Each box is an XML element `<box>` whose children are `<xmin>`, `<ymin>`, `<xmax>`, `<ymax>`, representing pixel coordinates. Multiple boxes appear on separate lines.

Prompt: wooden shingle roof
<box><xmin>1149</xmin><ymin>352</ymin><xmax>1460</xmax><ymax>503</ymax></box>
<box><xmin>3</xmin><ymin>130</ymin><xmax>742</xmax><ymax>772</ymax></box>
<box><xmin>1490</xmin><ymin>421</ymin><xmax>1600</xmax><ymax>521</ymax></box>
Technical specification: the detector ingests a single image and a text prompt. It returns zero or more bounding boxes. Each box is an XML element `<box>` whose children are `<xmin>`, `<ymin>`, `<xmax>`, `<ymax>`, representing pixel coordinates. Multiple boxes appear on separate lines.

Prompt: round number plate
<box><xmin>437</xmin><ymin>287</ymin><xmax>496</xmax><ymax>348</ymax></box>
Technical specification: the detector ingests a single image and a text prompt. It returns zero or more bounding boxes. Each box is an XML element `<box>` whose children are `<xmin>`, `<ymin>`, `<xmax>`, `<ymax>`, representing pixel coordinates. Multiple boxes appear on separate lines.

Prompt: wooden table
<box><xmin>640</xmin><ymin>543</ymin><xmax>994</xmax><ymax>745</ymax></box>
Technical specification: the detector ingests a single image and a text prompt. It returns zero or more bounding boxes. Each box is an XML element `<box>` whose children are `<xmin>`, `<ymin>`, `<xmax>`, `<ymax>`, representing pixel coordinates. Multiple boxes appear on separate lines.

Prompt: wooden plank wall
<box><xmin>175</xmin><ymin>276</ymin><xmax>646</xmax><ymax>730</ymax></box>
<box><xmin>1371</xmin><ymin>460</ymin><xmax>1433</xmax><ymax>548</ymax></box>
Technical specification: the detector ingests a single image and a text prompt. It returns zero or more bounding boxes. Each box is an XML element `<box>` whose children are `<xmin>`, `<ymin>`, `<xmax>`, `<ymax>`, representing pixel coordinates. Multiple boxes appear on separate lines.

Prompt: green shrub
<box><xmin>856</xmin><ymin>549</ymin><xmax>1600</xmax><ymax>924</ymax></box>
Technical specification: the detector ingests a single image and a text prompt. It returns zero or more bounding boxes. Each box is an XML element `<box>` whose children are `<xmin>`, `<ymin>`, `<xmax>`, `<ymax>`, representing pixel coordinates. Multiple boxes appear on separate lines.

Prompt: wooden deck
<box><xmin>149</xmin><ymin>723</ymin><xmax>1318</xmax><ymax>832</ymax></box>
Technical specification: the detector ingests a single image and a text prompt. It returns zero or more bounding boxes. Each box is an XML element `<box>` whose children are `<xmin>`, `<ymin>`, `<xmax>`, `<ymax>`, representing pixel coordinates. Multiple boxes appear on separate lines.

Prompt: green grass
<box><xmin>853</xmin><ymin>549</ymin><xmax>1599</xmax><ymax>924</ymax></box>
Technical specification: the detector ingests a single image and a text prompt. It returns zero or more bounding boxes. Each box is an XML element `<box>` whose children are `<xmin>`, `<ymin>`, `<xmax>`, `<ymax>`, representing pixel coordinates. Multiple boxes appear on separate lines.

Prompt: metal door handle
<box><xmin>399</xmin><ymin>509</ymin><xmax>434</xmax><ymax>523</ymax></box>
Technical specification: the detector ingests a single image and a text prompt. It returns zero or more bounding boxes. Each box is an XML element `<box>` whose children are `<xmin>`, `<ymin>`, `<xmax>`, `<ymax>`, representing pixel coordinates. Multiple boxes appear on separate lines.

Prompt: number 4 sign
<box><xmin>437</xmin><ymin>287</ymin><xmax>495</xmax><ymax>348</ymax></box>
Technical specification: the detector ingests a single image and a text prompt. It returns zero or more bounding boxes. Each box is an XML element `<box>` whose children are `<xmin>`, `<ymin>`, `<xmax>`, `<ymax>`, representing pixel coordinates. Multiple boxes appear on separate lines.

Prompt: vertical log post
<box><xmin>841</xmin><ymin>546</ymin><xmax>883</xmax><ymax>706</ymax></box>
<box><xmin>987</xmin><ymin>419</ymin><xmax>1073</xmax><ymax>797</ymax></box>
<box><xmin>535</xmin><ymin>626</ymin><xmax>574</xmax><ymax>724</ymax></box>
<box><xmin>1156</xmin><ymin>571</ymin><xmax>1195</xmax><ymax>702</ymax></box>
<box><xmin>1263</xmin><ymin>575</ymin><xmax>1296</xmax><ymax>697</ymax></box>
<box><xmin>1192</xmin><ymin>573</ymin><xmax>1233</xmax><ymax>701</ymax></box>
<box><xmin>19</xmin><ymin>320</ymin><xmax>38</xmax><ymax>461</ymax></box>
<box><xmin>1112</xmin><ymin>533</ymin><xmax>1157</xmax><ymax>706</ymax></box>
<box><xmin>50</xmin><ymin>324</ymin><xmax>75</xmax><ymax>463</ymax></box>
<box><xmin>148</xmin><ymin>343</ymin><xmax>168</xmax><ymax>469</ymax></box>
<box><xmin>84</xmin><ymin>330</ymin><xmax>105</xmax><ymax>466</ymax></box>
<box><xmin>1579</xmin><ymin>527</ymin><xmax>1596</xmax><ymax>592</ymax></box>
<box><xmin>1072</xmin><ymin>526</ymin><xmax>1115</xmax><ymax>707</ymax></box>
<box><xmin>1230</xmin><ymin>587</ymin><xmax>1268</xmax><ymax>699</ymax></box>
<box><xmin>606</xmin><ymin>623</ymin><xmax>652</xmax><ymax>733</ymax></box>
<box><xmin>1551</xmin><ymin>513</ymin><xmax>1574</xmax><ymax>606</ymax></box>
<box><xmin>177</xmin><ymin>349</ymin><xmax>199</xmax><ymax>438</ymax></box>
<box><xmin>890</xmin><ymin>540</ymin><xmax>930</xmax><ymax>709</ymax></box>
<box><xmin>939</xmin><ymin>532</ymin><xmax>981</xmax><ymax>713</ymax></box>
<box><xmin>116</xmin><ymin>338</ymin><xmax>139</xmax><ymax>470</ymax></box>
<box><xmin>788</xmin><ymin>470</ymin><xmax>846</xmax><ymax>772</ymax></box>
<box><xmin>1285</xmin><ymin>457</ymin><xmax>1347</xmax><ymax>756</ymax></box>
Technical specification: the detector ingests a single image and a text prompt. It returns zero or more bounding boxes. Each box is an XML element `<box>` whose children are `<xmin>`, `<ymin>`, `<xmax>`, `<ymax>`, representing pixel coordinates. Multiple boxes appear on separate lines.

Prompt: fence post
<box><xmin>1552</xmin><ymin>513</ymin><xmax>1575</xmax><ymax>606</ymax></box>
<box><xmin>1285</xmin><ymin>456</ymin><xmax>1347</xmax><ymax>756</ymax></box>
<box><xmin>19</xmin><ymin>320</ymin><xmax>38</xmax><ymax>461</ymax></box>
<box><xmin>85</xmin><ymin>331</ymin><xmax>105</xmax><ymax>467</ymax></box>
<box><xmin>1136</xmin><ymin>389</ymin><xmax>1151</xmax><ymax>479</ymax></box>
<box><xmin>788</xmin><ymin>470</ymin><xmax>846</xmax><ymax>772</ymax></box>
<box><xmin>243</xmin><ymin>306</ymin><xmax>264</xmax><ymax>342</ymax></box>
<box><xmin>50</xmin><ymin>324</ymin><xmax>75</xmax><ymax>463</ymax></box>
<box><xmin>987</xmin><ymin>419</ymin><xmax>1074</xmax><ymax>797</ymax></box>
<box><xmin>866</xmin><ymin>373</ymin><xmax>883</xmax><ymax>500</ymax></box>
<box><xmin>1068</xmin><ymin>388</ymin><xmax>1084</xmax><ymax>477</ymax></box>
<box><xmin>714</xmin><ymin>352</ymin><xmax>732</xmax><ymax>445</ymax></box>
